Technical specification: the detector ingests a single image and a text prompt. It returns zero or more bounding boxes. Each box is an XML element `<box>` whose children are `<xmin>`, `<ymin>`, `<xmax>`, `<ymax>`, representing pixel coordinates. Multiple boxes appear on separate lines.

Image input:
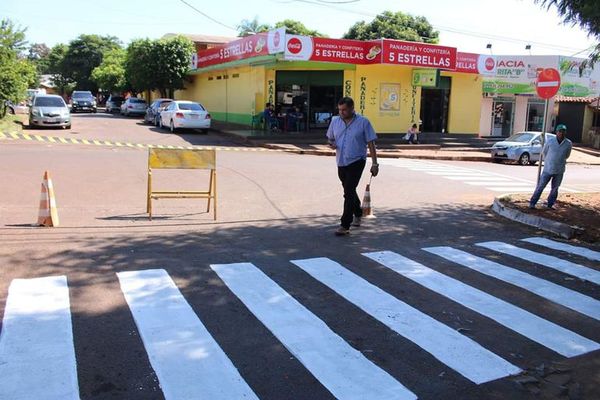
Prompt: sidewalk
<box><xmin>211</xmin><ymin>121</ymin><xmax>600</xmax><ymax>165</ymax></box>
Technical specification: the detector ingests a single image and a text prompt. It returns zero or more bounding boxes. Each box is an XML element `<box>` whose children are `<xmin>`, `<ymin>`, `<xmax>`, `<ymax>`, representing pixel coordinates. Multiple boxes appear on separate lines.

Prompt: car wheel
<box><xmin>518</xmin><ymin>153</ymin><xmax>530</xmax><ymax>166</ymax></box>
<box><xmin>492</xmin><ymin>158</ymin><xmax>502</xmax><ymax>164</ymax></box>
<box><xmin>170</xmin><ymin>120</ymin><xmax>175</xmax><ymax>133</ymax></box>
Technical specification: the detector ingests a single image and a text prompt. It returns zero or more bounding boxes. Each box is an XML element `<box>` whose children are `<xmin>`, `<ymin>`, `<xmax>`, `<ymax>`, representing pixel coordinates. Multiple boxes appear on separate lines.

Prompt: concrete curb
<box><xmin>491</xmin><ymin>195</ymin><xmax>581</xmax><ymax>239</ymax></box>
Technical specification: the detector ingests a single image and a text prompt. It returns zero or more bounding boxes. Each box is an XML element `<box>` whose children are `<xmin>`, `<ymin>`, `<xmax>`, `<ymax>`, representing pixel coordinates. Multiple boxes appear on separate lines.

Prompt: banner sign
<box><xmin>382</xmin><ymin>39</ymin><xmax>457</xmax><ymax>70</ymax></box>
<box><xmin>196</xmin><ymin>28</ymin><xmax>285</xmax><ymax>69</ymax></box>
<box><xmin>284</xmin><ymin>35</ymin><xmax>382</xmax><ymax>64</ymax></box>
<box><xmin>456</xmin><ymin>52</ymin><xmax>496</xmax><ymax>75</ymax></box>
<box><xmin>412</xmin><ymin>69</ymin><xmax>439</xmax><ymax>87</ymax></box>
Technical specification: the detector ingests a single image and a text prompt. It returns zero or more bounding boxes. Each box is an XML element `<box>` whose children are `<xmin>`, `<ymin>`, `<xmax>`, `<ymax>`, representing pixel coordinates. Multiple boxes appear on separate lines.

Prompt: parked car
<box><xmin>159</xmin><ymin>101</ymin><xmax>211</xmax><ymax>133</ymax></box>
<box><xmin>144</xmin><ymin>98</ymin><xmax>173</xmax><ymax>126</ymax></box>
<box><xmin>490</xmin><ymin>131</ymin><xmax>555</xmax><ymax>165</ymax></box>
<box><xmin>5</xmin><ymin>100</ymin><xmax>29</xmax><ymax>115</ymax></box>
<box><xmin>105</xmin><ymin>95</ymin><xmax>125</xmax><ymax>113</ymax></box>
<box><xmin>29</xmin><ymin>94</ymin><xmax>71</xmax><ymax>129</ymax></box>
<box><xmin>70</xmin><ymin>91</ymin><xmax>97</xmax><ymax>113</ymax></box>
<box><xmin>120</xmin><ymin>98</ymin><xmax>148</xmax><ymax>116</ymax></box>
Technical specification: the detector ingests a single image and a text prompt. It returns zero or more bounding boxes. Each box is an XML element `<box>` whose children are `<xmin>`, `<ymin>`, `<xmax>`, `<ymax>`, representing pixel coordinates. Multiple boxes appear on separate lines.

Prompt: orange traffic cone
<box><xmin>361</xmin><ymin>177</ymin><xmax>375</xmax><ymax>219</ymax></box>
<box><xmin>37</xmin><ymin>171</ymin><xmax>60</xmax><ymax>227</ymax></box>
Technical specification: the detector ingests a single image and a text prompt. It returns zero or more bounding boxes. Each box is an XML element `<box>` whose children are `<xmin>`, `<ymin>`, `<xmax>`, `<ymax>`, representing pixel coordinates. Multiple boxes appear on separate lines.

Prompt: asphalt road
<box><xmin>1</xmin><ymin>113</ymin><xmax>599</xmax><ymax>400</ymax></box>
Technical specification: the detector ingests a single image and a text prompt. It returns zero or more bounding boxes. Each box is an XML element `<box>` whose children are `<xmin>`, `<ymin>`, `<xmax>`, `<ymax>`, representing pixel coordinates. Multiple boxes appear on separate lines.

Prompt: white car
<box><xmin>120</xmin><ymin>98</ymin><xmax>147</xmax><ymax>116</ymax></box>
<box><xmin>159</xmin><ymin>101</ymin><xmax>211</xmax><ymax>133</ymax></box>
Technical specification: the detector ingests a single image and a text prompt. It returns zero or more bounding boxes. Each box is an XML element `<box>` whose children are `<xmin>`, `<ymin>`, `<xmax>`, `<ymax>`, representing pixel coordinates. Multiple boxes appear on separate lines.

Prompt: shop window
<box><xmin>216</xmin><ymin>76</ymin><xmax>222</xmax><ymax>80</ymax></box>
<box><xmin>208</xmin><ymin>77</ymin><xmax>213</xmax><ymax>81</ymax></box>
<box><xmin>232</xmin><ymin>73</ymin><xmax>240</xmax><ymax>78</ymax></box>
<box><xmin>223</xmin><ymin>75</ymin><xmax>229</xmax><ymax>79</ymax></box>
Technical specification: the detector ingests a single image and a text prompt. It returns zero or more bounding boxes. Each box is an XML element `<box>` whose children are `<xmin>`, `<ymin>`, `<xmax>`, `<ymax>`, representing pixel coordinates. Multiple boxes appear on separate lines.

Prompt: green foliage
<box><xmin>0</xmin><ymin>19</ymin><xmax>37</xmax><ymax>117</ymax></box>
<box><xmin>46</xmin><ymin>44</ymin><xmax>74</xmax><ymax>95</ymax></box>
<box><xmin>535</xmin><ymin>0</ymin><xmax>600</xmax><ymax>68</ymax></box>
<box><xmin>274</xmin><ymin>20</ymin><xmax>327</xmax><ymax>37</ymax></box>
<box><xmin>62</xmin><ymin>34</ymin><xmax>121</xmax><ymax>92</ymax></box>
<box><xmin>91</xmin><ymin>48</ymin><xmax>127</xmax><ymax>93</ymax></box>
<box><xmin>343</xmin><ymin>11</ymin><xmax>439</xmax><ymax>43</ymax></box>
<box><xmin>0</xmin><ymin>18</ymin><xmax>28</xmax><ymax>54</ymax></box>
<box><xmin>126</xmin><ymin>36</ymin><xmax>195</xmax><ymax>97</ymax></box>
<box><xmin>237</xmin><ymin>17</ymin><xmax>271</xmax><ymax>37</ymax></box>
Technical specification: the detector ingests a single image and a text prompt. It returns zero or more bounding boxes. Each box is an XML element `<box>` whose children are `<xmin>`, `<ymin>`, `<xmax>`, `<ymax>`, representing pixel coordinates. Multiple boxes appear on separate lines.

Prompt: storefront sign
<box><xmin>456</xmin><ymin>52</ymin><xmax>496</xmax><ymax>75</ymax></box>
<box><xmin>482</xmin><ymin>55</ymin><xmax>600</xmax><ymax>97</ymax></box>
<box><xmin>344</xmin><ymin>79</ymin><xmax>352</xmax><ymax>97</ymax></box>
<box><xmin>412</xmin><ymin>69</ymin><xmax>439</xmax><ymax>87</ymax></box>
<box><xmin>196</xmin><ymin>28</ymin><xmax>285</xmax><ymax>69</ymax></box>
<box><xmin>382</xmin><ymin>39</ymin><xmax>457</xmax><ymax>70</ymax></box>
<box><xmin>359</xmin><ymin>77</ymin><xmax>367</xmax><ymax>115</ymax></box>
<box><xmin>284</xmin><ymin>35</ymin><xmax>381</xmax><ymax>64</ymax></box>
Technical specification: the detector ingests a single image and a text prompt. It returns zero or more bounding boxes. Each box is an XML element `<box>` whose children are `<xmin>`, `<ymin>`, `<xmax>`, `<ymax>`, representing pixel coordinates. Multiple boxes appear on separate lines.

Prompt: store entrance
<box><xmin>276</xmin><ymin>70</ymin><xmax>343</xmax><ymax>132</ymax></box>
<box><xmin>491</xmin><ymin>98</ymin><xmax>515</xmax><ymax>137</ymax></box>
<box><xmin>420</xmin><ymin>76</ymin><xmax>451</xmax><ymax>133</ymax></box>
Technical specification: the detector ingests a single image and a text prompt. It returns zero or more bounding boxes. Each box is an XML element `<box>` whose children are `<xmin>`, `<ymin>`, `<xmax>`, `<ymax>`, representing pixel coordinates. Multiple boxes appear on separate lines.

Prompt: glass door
<box><xmin>491</xmin><ymin>99</ymin><xmax>514</xmax><ymax>137</ymax></box>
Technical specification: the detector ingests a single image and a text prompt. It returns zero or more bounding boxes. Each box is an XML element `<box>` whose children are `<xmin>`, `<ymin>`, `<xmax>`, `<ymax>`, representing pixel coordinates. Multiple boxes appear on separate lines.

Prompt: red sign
<box><xmin>283</xmin><ymin>35</ymin><xmax>382</xmax><ymax>64</ymax></box>
<box><xmin>536</xmin><ymin>68</ymin><xmax>561</xmax><ymax>99</ymax></box>
<box><xmin>456</xmin><ymin>52</ymin><xmax>497</xmax><ymax>75</ymax></box>
<box><xmin>382</xmin><ymin>39</ymin><xmax>457</xmax><ymax>70</ymax></box>
<box><xmin>196</xmin><ymin>29</ymin><xmax>285</xmax><ymax>69</ymax></box>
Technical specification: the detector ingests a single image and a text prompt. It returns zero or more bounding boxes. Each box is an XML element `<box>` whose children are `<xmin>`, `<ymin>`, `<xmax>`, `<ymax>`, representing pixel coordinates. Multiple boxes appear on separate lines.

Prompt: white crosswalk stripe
<box><xmin>0</xmin><ymin>276</ymin><xmax>79</xmax><ymax>400</ymax></box>
<box><xmin>379</xmin><ymin>158</ymin><xmax>580</xmax><ymax>193</ymax></box>
<box><xmin>521</xmin><ymin>237</ymin><xmax>600</xmax><ymax>262</ymax></box>
<box><xmin>363</xmin><ymin>251</ymin><xmax>600</xmax><ymax>357</ymax></box>
<box><xmin>291</xmin><ymin>257</ymin><xmax>521</xmax><ymax>384</ymax></box>
<box><xmin>3</xmin><ymin>237</ymin><xmax>600</xmax><ymax>400</ymax></box>
<box><xmin>117</xmin><ymin>269</ymin><xmax>259</xmax><ymax>400</ymax></box>
<box><xmin>424</xmin><ymin>247</ymin><xmax>600</xmax><ymax>321</ymax></box>
<box><xmin>477</xmin><ymin>242</ymin><xmax>600</xmax><ymax>285</ymax></box>
<box><xmin>210</xmin><ymin>262</ymin><xmax>417</xmax><ymax>400</ymax></box>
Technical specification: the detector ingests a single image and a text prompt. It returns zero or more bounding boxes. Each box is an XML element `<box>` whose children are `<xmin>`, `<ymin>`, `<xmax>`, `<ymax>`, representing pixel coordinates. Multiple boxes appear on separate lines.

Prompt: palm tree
<box><xmin>237</xmin><ymin>17</ymin><xmax>271</xmax><ymax>37</ymax></box>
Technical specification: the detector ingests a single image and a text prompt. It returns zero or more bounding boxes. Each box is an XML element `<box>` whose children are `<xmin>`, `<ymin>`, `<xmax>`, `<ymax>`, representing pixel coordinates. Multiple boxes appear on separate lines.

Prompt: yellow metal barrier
<box><xmin>147</xmin><ymin>148</ymin><xmax>217</xmax><ymax>220</ymax></box>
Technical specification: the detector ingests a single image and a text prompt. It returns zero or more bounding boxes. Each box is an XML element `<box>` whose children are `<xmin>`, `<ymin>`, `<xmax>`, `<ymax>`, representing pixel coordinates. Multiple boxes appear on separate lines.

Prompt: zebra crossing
<box><xmin>1</xmin><ymin>237</ymin><xmax>599</xmax><ymax>399</ymax></box>
<box><xmin>379</xmin><ymin>158</ymin><xmax>580</xmax><ymax>193</ymax></box>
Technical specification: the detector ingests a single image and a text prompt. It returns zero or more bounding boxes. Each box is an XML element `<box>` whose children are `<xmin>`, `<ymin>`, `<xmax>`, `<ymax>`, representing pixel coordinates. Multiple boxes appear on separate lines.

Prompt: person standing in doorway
<box><xmin>529</xmin><ymin>124</ymin><xmax>572</xmax><ymax>209</ymax></box>
<box><xmin>327</xmin><ymin>97</ymin><xmax>379</xmax><ymax>236</ymax></box>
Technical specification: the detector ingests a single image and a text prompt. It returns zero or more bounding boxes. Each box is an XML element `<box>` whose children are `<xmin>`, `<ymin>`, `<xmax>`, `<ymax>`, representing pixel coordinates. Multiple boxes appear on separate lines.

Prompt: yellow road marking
<box><xmin>47</xmin><ymin>136</ymin><xmax>57</xmax><ymax>143</ymax></box>
<box><xmin>34</xmin><ymin>135</ymin><xmax>46</xmax><ymax>142</ymax></box>
<box><xmin>59</xmin><ymin>137</ymin><xmax>69</xmax><ymax>144</ymax></box>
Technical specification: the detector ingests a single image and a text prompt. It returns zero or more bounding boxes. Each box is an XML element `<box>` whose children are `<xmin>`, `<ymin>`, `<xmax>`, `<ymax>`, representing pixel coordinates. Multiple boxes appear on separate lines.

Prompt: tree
<box><xmin>46</xmin><ymin>44</ymin><xmax>74</xmax><ymax>95</ymax></box>
<box><xmin>62</xmin><ymin>34</ymin><xmax>121</xmax><ymax>92</ymax></box>
<box><xmin>237</xmin><ymin>17</ymin><xmax>271</xmax><ymax>37</ymax></box>
<box><xmin>28</xmin><ymin>42</ymin><xmax>51</xmax><ymax>74</ymax></box>
<box><xmin>343</xmin><ymin>11</ymin><xmax>439</xmax><ymax>43</ymax></box>
<box><xmin>274</xmin><ymin>19</ymin><xmax>327</xmax><ymax>37</ymax></box>
<box><xmin>126</xmin><ymin>36</ymin><xmax>195</xmax><ymax>98</ymax></box>
<box><xmin>0</xmin><ymin>19</ymin><xmax>36</xmax><ymax>117</ymax></box>
<box><xmin>0</xmin><ymin>18</ymin><xmax>28</xmax><ymax>54</ymax></box>
<box><xmin>91</xmin><ymin>48</ymin><xmax>127</xmax><ymax>93</ymax></box>
<box><xmin>535</xmin><ymin>0</ymin><xmax>600</xmax><ymax>68</ymax></box>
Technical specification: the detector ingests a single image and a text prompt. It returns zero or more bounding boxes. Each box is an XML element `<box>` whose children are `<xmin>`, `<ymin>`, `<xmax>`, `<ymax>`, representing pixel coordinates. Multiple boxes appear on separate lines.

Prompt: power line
<box><xmin>178</xmin><ymin>0</ymin><xmax>238</xmax><ymax>31</ymax></box>
<box><xmin>283</xmin><ymin>0</ymin><xmax>591</xmax><ymax>54</ymax></box>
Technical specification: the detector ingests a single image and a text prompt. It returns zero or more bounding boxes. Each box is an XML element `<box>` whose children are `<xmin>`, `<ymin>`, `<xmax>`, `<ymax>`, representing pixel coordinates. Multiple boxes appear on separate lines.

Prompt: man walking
<box><xmin>529</xmin><ymin>124</ymin><xmax>572</xmax><ymax>209</ymax></box>
<box><xmin>327</xmin><ymin>97</ymin><xmax>379</xmax><ymax>236</ymax></box>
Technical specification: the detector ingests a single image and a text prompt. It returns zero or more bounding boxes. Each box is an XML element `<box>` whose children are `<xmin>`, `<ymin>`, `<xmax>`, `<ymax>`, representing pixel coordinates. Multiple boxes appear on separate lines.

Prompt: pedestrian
<box><xmin>326</xmin><ymin>97</ymin><xmax>379</xmax><ymax>236</ymax></box>
<box><xmin>406</xmin><ymin>123</ymin><xmax>419</xmax><ymax>144</ymax></box>
<box><xmin>263</xmin><ymin>103</ymin><xmax>279</xmax><ymax>131</ymax></box>
<box><xmin>529</xmin><ymin>124</ymin><xmax>572</xmax><ymax>209</ymax></box>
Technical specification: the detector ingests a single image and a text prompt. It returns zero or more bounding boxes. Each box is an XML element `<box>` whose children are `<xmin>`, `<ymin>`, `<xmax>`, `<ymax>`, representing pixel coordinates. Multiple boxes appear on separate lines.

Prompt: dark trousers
<box><xmin>337</xmin><ymin>159</ymin><xmax>366</xmax><ymax>229</ymax></box>
<box><xmin>530</xmin><ymin>172</ymin><xmax>564</xmax><ymax>207</ymax></box>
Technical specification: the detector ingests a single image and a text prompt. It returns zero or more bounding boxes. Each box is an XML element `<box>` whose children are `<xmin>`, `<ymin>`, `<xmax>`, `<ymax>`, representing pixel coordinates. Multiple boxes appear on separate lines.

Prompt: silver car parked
<box><xmin>490</xmin><ymin>131</ymin><xmax>555</xmax><ymax>165</ymax></box>
<box><xmin>29</xmin><ymin>95</ymin><xmax>71</xmax><ymax>129</ymax></box>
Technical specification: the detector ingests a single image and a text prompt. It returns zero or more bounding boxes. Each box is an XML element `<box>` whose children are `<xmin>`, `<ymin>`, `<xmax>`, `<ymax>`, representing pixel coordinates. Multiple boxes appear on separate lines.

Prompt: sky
<box><xmin>1</xmin><ymin>0</ymin><xmax>596</xmax><ymax>58</ymax></box>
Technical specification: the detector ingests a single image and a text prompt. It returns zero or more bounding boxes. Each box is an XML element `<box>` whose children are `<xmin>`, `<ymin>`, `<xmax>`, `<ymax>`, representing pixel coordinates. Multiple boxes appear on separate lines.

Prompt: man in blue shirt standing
<box><xmin>327</xmin><ymin>97</ymin><xmax>379</xmax><ymax>236</ymax></box>
<box><xmin>529</xmin><ymin>124</ymin><xmax>572</xmax><ymax>209</ymax></box>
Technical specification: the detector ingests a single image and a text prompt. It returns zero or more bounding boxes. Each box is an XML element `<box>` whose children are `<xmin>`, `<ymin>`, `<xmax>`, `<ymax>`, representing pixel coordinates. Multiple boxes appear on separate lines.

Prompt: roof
<box><xmin>161</xmin><ymin>33</ymin><xmax>236</xmax><ymax>44</ymax></box>
<box><xmin>555</xmin><ymin>95</ymin><xmax>599</xmax><ymax>103</ymax></box>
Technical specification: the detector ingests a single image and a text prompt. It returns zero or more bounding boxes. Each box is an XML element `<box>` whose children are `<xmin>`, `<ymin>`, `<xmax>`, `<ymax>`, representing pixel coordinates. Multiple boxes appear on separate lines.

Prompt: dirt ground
<box><xmin>502</xmin><ymin>192</ymin><xmax>600</xmax><ymax>243</ymax></box>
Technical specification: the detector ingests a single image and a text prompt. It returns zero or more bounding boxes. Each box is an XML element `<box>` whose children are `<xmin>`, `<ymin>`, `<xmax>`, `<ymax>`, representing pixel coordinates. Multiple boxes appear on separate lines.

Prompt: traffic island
<box><xmin>492</xmin><ymin>193</ymin><xmax>600</xmax><ymax>243</ymax></box>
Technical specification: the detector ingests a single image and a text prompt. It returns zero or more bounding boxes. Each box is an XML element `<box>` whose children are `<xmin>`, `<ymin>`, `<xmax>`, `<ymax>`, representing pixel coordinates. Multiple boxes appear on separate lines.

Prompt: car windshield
<box><xmin>506</xmin><ymin>133</ymin><xmax>535</xmax><ymax>143</ymax></box>
<box><xmin>159</xmin><ymin>101</ymin><xmax>172</xmax><ymax>108</ymax></box>
<box><xmin>73</xmin><ymin>93</ymin><xmax>93</xmax><ymax>99</ymax></box>
<box><xmin>130</xmin><ymin>99</ymin><xmax>146</xmax><ymax>104</ymax></box>
<box><xmin>34</xmin><ymin>97</ymin><xmax>65</xmax><ymax>107</ymax></box>
<box><xmin>178</xmin><ymin>103</ymin><xmax>204</xmax><ymax>111</ymax></box>
<box><xmin>111</xmin><ymin>97</ymin><xmax>124</xmax><ymax>102</ymax></box>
